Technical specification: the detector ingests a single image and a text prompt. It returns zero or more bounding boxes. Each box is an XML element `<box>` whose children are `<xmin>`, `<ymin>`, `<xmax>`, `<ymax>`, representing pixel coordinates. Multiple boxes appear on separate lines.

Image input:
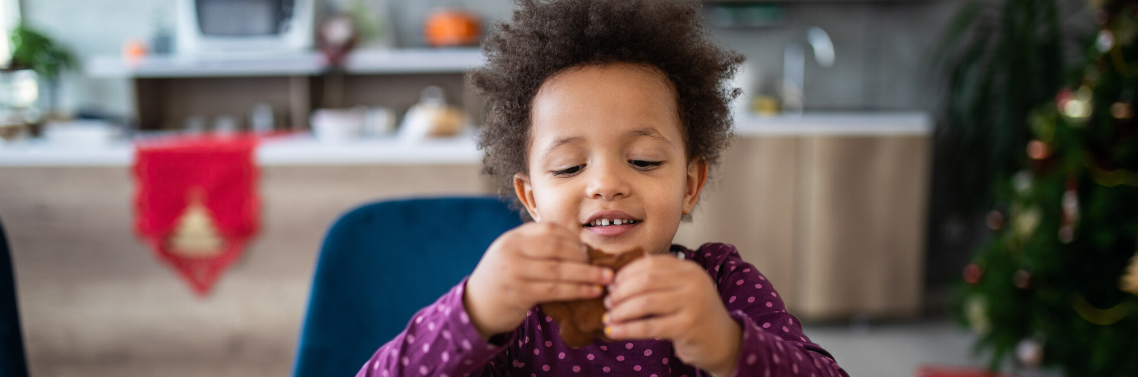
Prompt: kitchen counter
<box><xmin>0</xmin><ymin>112</ymin><xmax>932</xmax><ymax>167</ymax></box>
<box><xmin>735</xmin><ymin>112</ymin><xmax>932</xmax><ymax>136</ymax></box>
<box><xmin>0</xmin><ymin>133</ymin><xmax>484</xmax><ymax>167</ymax></box>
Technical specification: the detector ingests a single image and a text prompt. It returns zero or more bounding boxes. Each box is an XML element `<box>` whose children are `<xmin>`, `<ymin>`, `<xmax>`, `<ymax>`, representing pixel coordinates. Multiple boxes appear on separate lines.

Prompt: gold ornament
<box><xmin>1122</xmin><ymin>254</ymin><xmax>1138</xmax><ymax>296</ymax></box>
<box><xmin>1061</xmin><ymin>86</ymin><xmax>1094</xmax><ymax>119</ymax></box>
<box><xmin>965</xmin><ymin>296</ymin><xmax>991</xmax><ymax>335</ymax></box>
<box><xmin>1014</xmin><ymin>205</ymin><xmax>1042</xmax><ymax>239</ymax></box>
<box><xmin>167</xmin><ymin>188</ymin><xmax>224</xmax><ymax>258</ymax></box>
<box><xmin>1071</xmin><ymin>293</ymin><xmax>1128</xmax><ymax>325</ymax></box>
<box><xmin>1087</xmin><ymin>160</ymin><xmax>1138</xmax><ymax>188</ymax></box>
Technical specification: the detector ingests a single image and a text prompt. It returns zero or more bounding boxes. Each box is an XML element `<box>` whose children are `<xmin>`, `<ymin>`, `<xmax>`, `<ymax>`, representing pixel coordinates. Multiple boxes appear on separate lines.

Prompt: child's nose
<box><xmin>584</xmin><ymin>161</ymin><xmax>630</xmax><ymax>200</ymax></box>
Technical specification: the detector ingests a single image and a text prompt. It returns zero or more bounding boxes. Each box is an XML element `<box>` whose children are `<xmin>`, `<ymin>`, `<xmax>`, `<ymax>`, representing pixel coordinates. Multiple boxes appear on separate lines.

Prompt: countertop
<box><xmin>0</xmin><ymin>112</ymin><xmax>933</xmax><ymax>167</ymax></box>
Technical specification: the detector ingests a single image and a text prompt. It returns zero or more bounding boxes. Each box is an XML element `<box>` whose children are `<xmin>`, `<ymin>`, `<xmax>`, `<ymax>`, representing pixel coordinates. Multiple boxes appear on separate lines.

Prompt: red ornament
<box><xmin>134</xmin><ymin>135</ymin><xmax>260</xmax><ymax>296</ymax></box>
<box><xmin>1026</xmin><ymin>140</ymin><xmax>1050</xmax><ymax>160</ymax></box>
<box><xmin>1014</xmin><ymin>269</ymin><xmax>1033</xmax><ymax>289</ymax></box>
<box><xmin>1096</xmin><ymin>9</ymin><xmax>1109</xmax><ymax>25</ymax></box>
<box><xmin>1055</xmin><ymin>88</ymin><xmax>1074</xmax><ymax>111</ymax></box>
<box><xmin>986</xmin><ymin>210</ymin><xmax>1005</xmax><ymax>230</ymax></box>
<box><xmin>964</xmin><ymin>263</ymin><xmax>984</xmax><ymax>285</ymax></box>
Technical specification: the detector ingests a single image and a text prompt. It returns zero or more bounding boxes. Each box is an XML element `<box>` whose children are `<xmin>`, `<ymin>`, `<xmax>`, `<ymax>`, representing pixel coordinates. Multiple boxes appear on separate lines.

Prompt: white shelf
<box><xmin>85</xmin><ymin>48</ymin><xmax>485</xmax><ymax>78</ymax></box>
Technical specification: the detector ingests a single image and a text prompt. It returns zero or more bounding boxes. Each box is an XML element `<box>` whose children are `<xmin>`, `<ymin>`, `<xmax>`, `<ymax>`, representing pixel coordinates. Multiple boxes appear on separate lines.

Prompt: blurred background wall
<box><xmin>25</xmin><ymin>0</ymin><xmax>959</xmax><ymax>114</ymax></box>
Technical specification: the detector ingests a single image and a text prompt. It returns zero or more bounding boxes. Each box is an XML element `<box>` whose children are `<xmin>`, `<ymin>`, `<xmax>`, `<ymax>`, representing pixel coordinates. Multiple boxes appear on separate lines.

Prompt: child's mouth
<box><xmin>583</xmin><ymin>218</ymin><xmax>639</xmax><ymax>227</ymax></box>
<box><xmin>582</xmin><ymin>218</ymin><xmax>640</xmax><ymax>237</ymax></box>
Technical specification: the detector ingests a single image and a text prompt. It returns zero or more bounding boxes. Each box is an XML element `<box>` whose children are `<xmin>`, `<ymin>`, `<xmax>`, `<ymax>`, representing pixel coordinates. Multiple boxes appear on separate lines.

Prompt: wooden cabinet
<box><xmin>674</xmin><ymin>116</ymin><xmax>931</xmax><ymax>321</ymax></box>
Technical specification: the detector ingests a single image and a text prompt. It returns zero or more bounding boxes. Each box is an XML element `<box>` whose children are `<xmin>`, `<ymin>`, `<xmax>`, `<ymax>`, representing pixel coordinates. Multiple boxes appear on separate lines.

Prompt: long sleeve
<box><xmin>728</xmin><ymin>311</ymin><xmax>846</xmax><ymax>377</ymax></box>
<box><xmin>691</xmin><ymin>243</ymin><xmax>849</xmax><ymax>377</ymax></box>
<box><xmin>356</xmin><ymin>277</ymin><xmax>516</xmax><ymax>377</ymax></box>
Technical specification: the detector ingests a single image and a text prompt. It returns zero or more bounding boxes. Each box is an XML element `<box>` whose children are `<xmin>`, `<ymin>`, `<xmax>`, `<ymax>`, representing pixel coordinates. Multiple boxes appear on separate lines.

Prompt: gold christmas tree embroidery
<box><xmin>167</xmin><ymin>187</ymin><xmax>224</xmax><ymax>258</ymax></box>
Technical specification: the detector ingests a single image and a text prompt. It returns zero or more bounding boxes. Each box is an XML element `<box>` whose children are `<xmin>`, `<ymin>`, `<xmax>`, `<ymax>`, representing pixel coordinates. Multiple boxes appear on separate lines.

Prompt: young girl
<box><xmin>358</xmin><ymin>1</ymin><xmax>847</xmax><ymax>376</ymax></box>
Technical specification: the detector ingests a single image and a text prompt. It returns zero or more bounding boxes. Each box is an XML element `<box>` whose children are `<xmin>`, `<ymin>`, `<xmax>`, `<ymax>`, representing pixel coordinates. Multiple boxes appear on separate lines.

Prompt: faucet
<box><xmin>783</xmin><ymin>26</ymin><xmax>835</xmax><ymax>115</ymax></box>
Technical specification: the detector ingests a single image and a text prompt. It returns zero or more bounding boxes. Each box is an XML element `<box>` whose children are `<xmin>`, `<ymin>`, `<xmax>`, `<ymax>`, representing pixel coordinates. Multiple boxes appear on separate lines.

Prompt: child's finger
<box><xmin>604</xmin><ymin>290</ymin><xmax>680</xmax><ymax>325</ymax></box>
<box><xmin>523</xmin><ymin>280</ymin><xmax>604</xmax><ymax>302</ymax></box>
<box><xmin>604</xmin><ymin>311</ymin><xmax>682</xmax><ymax>341</ymax></box>
<box><xmin>607</xmin><ymin>262</ymin><xmax>686</xmax><ymax>305</ymax></box>
<box><xmin>517</xmin><ymin>231</ymin><xmax>587</xmax><ymax>262</ymax></box>
<box><xmin>610</xmin><ymin>253</ymin><xmax>683</xmax><ymax>285</ymax></box>
<box><xmin>519</xmin><ymin>259</ymin><xmax>613</xmax><ymax>285</ymax></box>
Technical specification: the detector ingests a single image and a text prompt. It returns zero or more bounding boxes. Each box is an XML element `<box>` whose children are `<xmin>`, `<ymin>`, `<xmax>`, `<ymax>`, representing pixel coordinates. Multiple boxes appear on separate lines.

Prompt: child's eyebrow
<box><xmin>541</xmin><ymin>136</ymin><xmax>584</xmax><ymax>160</ymax></box>
<box><xmin>539</xmin><ymin>127</ymin><xmax>674</xmax><ymax>160</ymax></box>
<box><xmin>627</xmin><ymin>127</ymin><xmax>674</xmax><ymax>147</ymax></box>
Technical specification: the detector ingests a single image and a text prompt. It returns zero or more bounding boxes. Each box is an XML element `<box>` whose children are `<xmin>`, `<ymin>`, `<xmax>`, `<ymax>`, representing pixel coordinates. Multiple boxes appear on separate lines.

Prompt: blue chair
<box><xmin>292</xmin><ymin>196</ymin><xmax>523</xmax><ymax>377</ymax></box>
<box><xmin>0</xmin><ymin>217</ymin><xmax>28</xmax><ymax>377</ymax></box>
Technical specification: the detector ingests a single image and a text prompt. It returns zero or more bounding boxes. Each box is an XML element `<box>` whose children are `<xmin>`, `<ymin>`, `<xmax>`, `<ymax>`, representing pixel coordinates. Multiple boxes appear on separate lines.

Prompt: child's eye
<box><xmin>630</xmin><ymin>160</ymin><xmax>663</xmax><ymax>169</ymax></box>
<box><xmin>552</xmin><ymin>165</ymin><xmax>583</xmax><ymax>176</ymax></box>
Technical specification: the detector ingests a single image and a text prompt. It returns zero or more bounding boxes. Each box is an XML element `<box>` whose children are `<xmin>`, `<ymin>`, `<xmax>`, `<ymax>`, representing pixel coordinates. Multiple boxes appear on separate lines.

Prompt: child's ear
<box><xmin>682</xmin><ymin>158</ymin><xmax>709</xmax><ymax>215</ymax></box>
<box><xmin>513</xmin><ymin>173</ymin><xmax>541</xmax><ymax>221</ymax></box>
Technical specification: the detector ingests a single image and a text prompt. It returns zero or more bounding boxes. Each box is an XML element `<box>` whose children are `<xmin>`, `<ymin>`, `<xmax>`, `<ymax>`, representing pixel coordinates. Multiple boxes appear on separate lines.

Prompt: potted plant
<box><xmin>7</xmin><ymin>23</ymin><xmax>76</xmax><ymax>120</ymax></box>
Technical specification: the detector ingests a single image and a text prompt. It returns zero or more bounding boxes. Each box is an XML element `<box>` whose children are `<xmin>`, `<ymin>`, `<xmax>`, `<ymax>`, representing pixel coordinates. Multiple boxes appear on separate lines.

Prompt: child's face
<box><xmin>514</xmin><ymin>63</ymin><xmax>708</xmax><ymax>255</ymax></box>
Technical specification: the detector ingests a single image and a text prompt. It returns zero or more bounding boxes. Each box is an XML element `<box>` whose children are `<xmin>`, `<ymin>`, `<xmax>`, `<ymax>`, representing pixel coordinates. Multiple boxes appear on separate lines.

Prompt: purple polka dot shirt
<box><xmin>357</xmin><ymin>243</ymin><xmax>848</xmax><ymax>377</ymax></box>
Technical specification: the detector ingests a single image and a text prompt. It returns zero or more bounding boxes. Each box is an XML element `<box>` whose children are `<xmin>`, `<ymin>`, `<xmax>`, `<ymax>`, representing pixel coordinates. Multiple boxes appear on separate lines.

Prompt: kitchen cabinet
<box><xmin>674</xmin><ymin>113</ymin><xmax>932</xmax><ymax>321</ymax></box>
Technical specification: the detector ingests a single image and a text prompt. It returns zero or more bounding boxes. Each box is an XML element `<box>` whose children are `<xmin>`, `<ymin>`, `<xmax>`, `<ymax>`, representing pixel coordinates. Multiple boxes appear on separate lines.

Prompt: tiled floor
<box><xmin>803</xmin><ymin>319</ymin><xmax>985</xmax><ymax>377</ymax></box>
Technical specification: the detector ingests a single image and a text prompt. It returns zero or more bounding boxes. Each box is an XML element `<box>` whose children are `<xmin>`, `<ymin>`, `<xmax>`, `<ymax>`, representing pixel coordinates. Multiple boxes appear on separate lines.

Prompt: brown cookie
<box><xmin>540</xmin><ymin>246</ymin><xmax>646</xmax><ymax>348</ymax></box>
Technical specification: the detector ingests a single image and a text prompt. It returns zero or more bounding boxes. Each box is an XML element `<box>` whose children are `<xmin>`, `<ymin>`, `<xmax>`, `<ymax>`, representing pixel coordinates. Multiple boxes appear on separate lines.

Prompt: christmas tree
<box><xmin>953</xmin><ymin>0</ymin><xmax>1138</xmax><ymax>375</ymax></box>
<box><xmin>166</xmin><ymin>190</ymin><xmax>224</xmax><ymax>258</ymax></box>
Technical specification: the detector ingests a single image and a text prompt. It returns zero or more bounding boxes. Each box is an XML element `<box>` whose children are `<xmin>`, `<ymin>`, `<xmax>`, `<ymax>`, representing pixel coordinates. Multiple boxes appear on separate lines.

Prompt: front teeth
<box><xmin>589</xmin><ymin>219</ymin><xmax>637</xmax><ymax>227</ymax></box>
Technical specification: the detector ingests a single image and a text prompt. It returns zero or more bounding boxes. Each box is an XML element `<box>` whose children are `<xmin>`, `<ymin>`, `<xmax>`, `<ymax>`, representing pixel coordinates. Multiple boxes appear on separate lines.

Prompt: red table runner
<box><xmin>133</xmin><ymin>135</ymin><xmax>260</xmax><ymax>296</ymax></box>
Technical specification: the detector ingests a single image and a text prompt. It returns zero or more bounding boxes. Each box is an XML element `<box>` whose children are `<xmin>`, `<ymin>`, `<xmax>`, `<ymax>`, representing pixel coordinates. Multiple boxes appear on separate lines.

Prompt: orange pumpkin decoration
<box><xmin>122</xmin><ymin>38</ymin><xmax>149</xmax><ymax>66</ymax></box>
<box><xmin>424</xmin><ymin>9</ymin><xmax>481</xmax><ymax>47</ymax></box>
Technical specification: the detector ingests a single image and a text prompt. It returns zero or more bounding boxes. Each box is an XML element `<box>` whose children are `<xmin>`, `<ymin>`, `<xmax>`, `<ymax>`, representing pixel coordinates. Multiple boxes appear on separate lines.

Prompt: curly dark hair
<box><xmin>469</xmin><ymin>0</ymin><xmax>743</xmax><ymax>214</ymax></box>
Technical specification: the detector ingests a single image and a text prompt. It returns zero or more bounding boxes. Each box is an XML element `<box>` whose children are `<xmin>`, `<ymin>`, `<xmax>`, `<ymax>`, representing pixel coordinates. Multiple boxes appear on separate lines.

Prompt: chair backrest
<box><xmin>0</xmin><ymin>217</ymin><xmax>28</xmax><ymax>377</ymax></box>
<box><xmin>292</xmin><ymin>196</ymin><xmax>522</xmax><ymax>377</ymax></box>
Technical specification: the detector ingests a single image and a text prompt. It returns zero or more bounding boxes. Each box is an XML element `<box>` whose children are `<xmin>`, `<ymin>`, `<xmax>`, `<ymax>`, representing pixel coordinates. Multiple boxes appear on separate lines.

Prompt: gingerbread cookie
<box><xmin>540</xmin><ymin>246</ymin><xmax>646</xmax><ymax>348</ymax></box>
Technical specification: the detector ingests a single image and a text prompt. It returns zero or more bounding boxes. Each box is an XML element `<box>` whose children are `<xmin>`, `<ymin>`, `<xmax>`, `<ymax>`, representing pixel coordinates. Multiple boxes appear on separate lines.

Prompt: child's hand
<box><xmin>603</xmin><ymin>254</ymin><xmax>742</xmax><ymax>377</ymax></box>
<box><xmin>464</xmin><ymin>222</ymin><xmax>614</xmax><ymax>339</ymax></box>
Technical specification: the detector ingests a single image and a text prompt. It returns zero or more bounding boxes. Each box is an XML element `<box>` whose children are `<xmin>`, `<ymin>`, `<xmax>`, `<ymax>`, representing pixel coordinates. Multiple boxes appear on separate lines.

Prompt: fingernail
<box><xmin>602</xmin><ymin>268</ymin><xmax>613</xmax><ymax>282</ymax></box>
<box><xmin>604</xmin><ymin>326</ymin><xmax>613</xmax><ymax>336</ymax></box>
<box><xmin>603</xmin><ymin>297</ymin><xmax>611</xmax><ymax>309</ymax></box>
<box><xmin>601</xmin><ymin>313</ymin><xmax>609</xmax><ymax>324</ymax></box>
<box><xmin>594</xmin><ymin>285</ymin><xmax>603</xmax><ymax>294</ymax></box>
